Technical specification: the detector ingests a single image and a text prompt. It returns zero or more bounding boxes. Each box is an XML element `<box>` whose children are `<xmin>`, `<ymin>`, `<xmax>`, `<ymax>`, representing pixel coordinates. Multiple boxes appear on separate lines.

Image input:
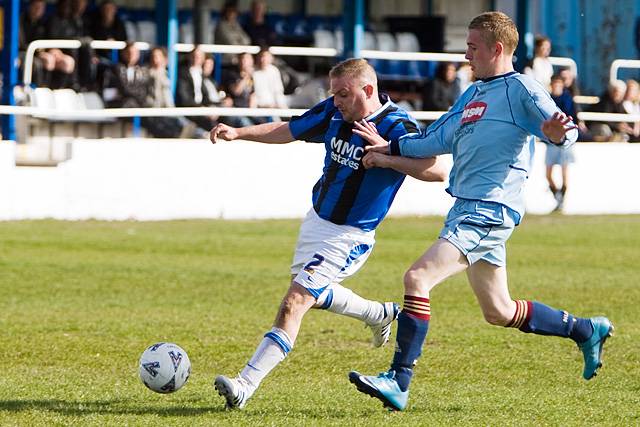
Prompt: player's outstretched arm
<box><xmin>362</xmin><ymin>151</ymin><xmax>447</xmax><ymax>182</ymax></box>
<box><xmin>210</xmin><ymin>121</ymin><xmax>294</xmax><ymax>144</ymax></box>
<box><xmin>542</xmin><ymin>112</ymin><xmax>578</xmax><ymax>145</ymax></box>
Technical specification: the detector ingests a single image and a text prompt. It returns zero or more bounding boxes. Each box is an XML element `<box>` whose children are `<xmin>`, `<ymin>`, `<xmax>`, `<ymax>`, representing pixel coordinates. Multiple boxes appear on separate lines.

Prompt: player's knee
<box><xmin>279</xmin><ymin>287</ymin><xmax>313</xmax><ymax>318</ymax></box>
<box><xmin>403</xmin><ymin>268</ymin><xmax>431</xmax><ymax>294</ymax></box>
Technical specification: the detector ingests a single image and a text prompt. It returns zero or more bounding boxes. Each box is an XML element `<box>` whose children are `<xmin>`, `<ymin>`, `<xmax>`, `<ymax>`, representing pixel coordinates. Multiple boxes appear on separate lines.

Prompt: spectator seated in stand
<box><xmin>622</xmin><ymin>79</ymin><xmax>640</xmax><ymax>142</ymax></box>
<box><xmin>252</xmin><ymin>48</ymin><xmax>288</xmax><ymax>111</ymax></box>
<box><xmin>89</xmin><ymin>0</ymin><xmax>128</xmax><ymax>60</ymax></box>
<box><xmin>147</xmin><ymin>46</ymin><xmax>206</xmax><ymax>138</ymax></box>
<box><xmin>19</xmin><ymin>0</ymin><xmax>76</xmax><ymax>89</ymax></box>
<box><xmin>222</xmin><ymin>52</ymin><xmax>263</xmax><ymax>126</ymax></box>
<box><xmin>176</xmin><ymin>45</ymin><xmax>245</xmax><ymax>132</ymax></box>
<box><xmin>20</xmin><ymin>0</ymin><xmax>76</xmax><ymax>89</ymax></box>
<box><xmin>422</xmin><ymin>61</ymin><xmax>461</xmax><ymax>112</ymax></box>
<box><xmin>214</xmin><ymin>1</ymin><xmax>251</xmax><ymax>66</ymax></box>
<box><xmin>456</xmin><ymin>63</ymin><xmax>474</xmax><ymax>93</ymax></box>
<box><xmin>589</xmin><ymin>80</ymin><xmax>638</xmax><ymax>142</ymax></box>
<box><xmin>243</xmin><ymin>0</ymin><xmax>279</xmax><ymax>47</ymax></box>
<box><xmin>103</xmin><ymin>42</ymin><xmax>150</xmax><ymax>108</ymax></box>
<box><xmin>559</xmin><ymin>66</ymin><xmax>580</xmax><ymax>98</ymax></box>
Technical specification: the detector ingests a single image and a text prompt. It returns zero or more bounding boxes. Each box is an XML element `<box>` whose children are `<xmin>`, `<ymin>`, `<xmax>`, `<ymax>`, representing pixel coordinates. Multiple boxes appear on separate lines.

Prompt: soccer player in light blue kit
<box><xmin>349</xmin><ymin>12</ymin><xmax>613</xmax><ymax>411</ymax></box>
<box><xmin>208</xmin><ymin>58</ymin><xmax>447</xmax><ymax>409</ymax></box>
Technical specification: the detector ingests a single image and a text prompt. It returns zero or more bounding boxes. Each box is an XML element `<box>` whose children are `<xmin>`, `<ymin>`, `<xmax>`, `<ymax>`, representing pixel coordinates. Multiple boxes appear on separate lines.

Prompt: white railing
<box><xmin>25</xmin><ymin>40</ymin><xmax>468</xmax><ymax>88</ymax></box>
<box><xmin>609</xmin><ymin>59</ymin><xmax>640</xmax><ymax>84</ymax></box>
<box><xmin>2</xmin><ymin>103</ymin><xmax>638</xmax><ymax>125</ymax></box>
<box><xmin>15</xmin><ymin>39</ymin><xmax>637</xmax><ymax>129</ymax></box>
<box><xmin>549</xmin><ymin>56</ymin><xmax>578</xmax><ymax>77</ymax></box>
<box><xmin>23</xmin><ymin>40</ymin><xmax>151</xmax><ymax>86</ymax></box>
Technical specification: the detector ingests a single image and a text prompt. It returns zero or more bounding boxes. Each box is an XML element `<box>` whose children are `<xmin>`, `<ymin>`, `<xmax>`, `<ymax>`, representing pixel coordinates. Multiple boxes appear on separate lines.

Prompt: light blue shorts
<box><xmin>439</xmin><ymin>199</ymin><xmax>518</xmax><ymax>267</ymax></box>
<box><xmin>545</xmin><ymin>143</ymin><xmax>575</xmax><ymax>166</ymax></box>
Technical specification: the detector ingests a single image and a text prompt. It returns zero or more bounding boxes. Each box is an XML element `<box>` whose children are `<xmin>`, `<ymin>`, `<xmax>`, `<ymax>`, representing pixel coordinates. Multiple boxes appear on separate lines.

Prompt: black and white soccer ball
<box><xmin>139</xmin><ymin>342</ymin><xmax>191</xmax><ymax>393</ymax></box>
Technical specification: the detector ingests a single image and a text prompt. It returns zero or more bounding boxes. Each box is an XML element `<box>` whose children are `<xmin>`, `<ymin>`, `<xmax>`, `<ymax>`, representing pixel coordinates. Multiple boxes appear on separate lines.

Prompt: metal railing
<box><xmin>2</xmin><ymin>103</ymin><xmax>638</xmax><ymax>126</ymax></box>
<box><xmin>10</xmin><ymin>39</ymin><xmax>636</xmax><ymax>137</ymax></box>
<box><xmin>609</xmin><ymin>59</ymin><xmax>640</xmax><ymax>84</ymax></box>
<box><xmin>23</xmin><ymin>40</ymin><xmax>152</xmax><ymax>87</ymax></box>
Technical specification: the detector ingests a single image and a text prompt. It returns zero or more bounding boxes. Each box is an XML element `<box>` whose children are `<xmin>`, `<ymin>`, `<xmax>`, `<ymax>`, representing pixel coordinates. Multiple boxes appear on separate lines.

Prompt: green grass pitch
<box><xmin>0</xmin><ymin>215</ymin><xmax>638</xmax><ymax>426</ymax></box>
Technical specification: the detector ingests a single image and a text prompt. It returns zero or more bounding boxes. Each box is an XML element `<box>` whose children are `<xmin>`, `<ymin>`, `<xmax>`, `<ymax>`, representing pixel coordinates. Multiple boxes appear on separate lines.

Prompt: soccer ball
<box><xmin>139</xmin><ymin>342</ymin><xmax>191</xmax><ymax>393</ymax></box>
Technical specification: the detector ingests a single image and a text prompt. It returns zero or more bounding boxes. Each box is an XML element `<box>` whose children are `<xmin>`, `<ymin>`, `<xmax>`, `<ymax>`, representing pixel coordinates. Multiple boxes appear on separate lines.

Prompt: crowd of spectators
<box><xmin>14</xmin><ymin>0</ymin><xmax>640</xmax><ymax>142</ymax></box>
<box><xmin>17</xmin><ymin>0</ymin><xmax>293</xmax><ymax>137</ymax></box>
<box><xmin>523</xmin><ymin>34</ymin><xmax>640</xmax><ymax>143</ymax></box>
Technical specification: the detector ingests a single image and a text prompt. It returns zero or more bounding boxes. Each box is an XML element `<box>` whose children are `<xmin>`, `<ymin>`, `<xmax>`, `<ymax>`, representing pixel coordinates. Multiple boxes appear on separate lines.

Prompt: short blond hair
<box><xmin>468</xmin><ymin>11</ymin><xmax>519</xmax><ymax>55</ymax></box>
<box><xmin>329</xmin><ymin>58</ymin><xmax>377</xmax><ymax>85</ymax></box>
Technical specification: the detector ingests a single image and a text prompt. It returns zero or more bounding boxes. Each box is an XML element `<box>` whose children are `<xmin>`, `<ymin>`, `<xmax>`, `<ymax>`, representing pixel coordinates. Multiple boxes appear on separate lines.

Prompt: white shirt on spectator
<box><xmin>253</xmin><ymin>64</ymin><xmax>288</xmax><ymax>108</ymax></box>
<box><xmin>126</xmin><ymin>66</ymin><xmax>135</xmax><ymax>83</ymax></box>
<box><xmin>623</xmin><ymin>99</ymin><xmax>640</xmax><ymax>115</ymax></box>
<box><xmin>524</xmin><ymin>57</ymin><xmax>553</xmax><ymax>90</ymax></box>
<box><xmin>189</xmin><ymin>66</ymin><xmax>203</xmax><ymax>105</ymax></box>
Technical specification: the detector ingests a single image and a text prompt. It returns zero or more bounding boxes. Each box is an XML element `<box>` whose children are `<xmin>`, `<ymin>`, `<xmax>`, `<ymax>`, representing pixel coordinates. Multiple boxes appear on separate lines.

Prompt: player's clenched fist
<box><xmin>210</xmin><ymin>123</ymin><xmax>238</xmax><ymax>144</ymax></box>
<box><xmin>362</xmin><ymin>151</ymin><xmax>390</xmax><ymax>169</ymax></box>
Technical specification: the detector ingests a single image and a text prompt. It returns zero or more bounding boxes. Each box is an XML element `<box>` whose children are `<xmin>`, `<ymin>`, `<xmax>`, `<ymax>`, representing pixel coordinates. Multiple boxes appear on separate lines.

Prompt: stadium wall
<box><xmin>0</xmin><ymin>139</ymin><xmax>638</xmax><ymax>221</ymax></box>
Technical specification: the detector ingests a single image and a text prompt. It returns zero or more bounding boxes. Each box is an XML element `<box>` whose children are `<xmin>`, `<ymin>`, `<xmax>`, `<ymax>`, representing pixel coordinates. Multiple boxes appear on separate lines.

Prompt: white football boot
<box><xmin>214</xmin><ymin>375</ymin><xmax>254</xmax><ymax>409</ymax></box>
<box><xmin>368</xmin><ymin>302</ymin><xmax>400</xmax><ymax>347</ymax></box>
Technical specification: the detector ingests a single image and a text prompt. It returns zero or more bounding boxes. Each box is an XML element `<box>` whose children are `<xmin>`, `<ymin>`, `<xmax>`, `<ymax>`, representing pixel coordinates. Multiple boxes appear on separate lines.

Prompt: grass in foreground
<box><xmin>0</xmin><ymin>215</ymin><xmax>638</xmax><ymax>426</ymax></box>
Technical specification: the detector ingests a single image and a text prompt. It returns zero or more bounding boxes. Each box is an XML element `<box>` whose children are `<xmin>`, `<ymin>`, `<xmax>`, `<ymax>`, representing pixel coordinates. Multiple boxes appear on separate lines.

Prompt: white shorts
<box><xmin>291</xmin><ymin>209</ymin><xmax>375</xmax><ymax>299</ymax></box>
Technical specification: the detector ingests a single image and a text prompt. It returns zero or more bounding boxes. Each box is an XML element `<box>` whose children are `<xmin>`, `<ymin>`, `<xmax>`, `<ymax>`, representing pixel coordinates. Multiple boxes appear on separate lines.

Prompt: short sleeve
<box><xmin>288</xmin><ymin>97</ymin><xmax>336</xmax><ymax>143</ymax></box>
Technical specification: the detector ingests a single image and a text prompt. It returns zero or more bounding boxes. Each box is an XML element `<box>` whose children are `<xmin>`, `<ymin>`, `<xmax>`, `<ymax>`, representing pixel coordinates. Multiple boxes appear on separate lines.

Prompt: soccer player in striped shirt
<box><xmin>349</xmin><ymin>12</ymin><xmax>613</xmax><ymax>411</ymax></box>
<box><xmin>209</xmin><ymin>58</ymin><xmax>447</xmax><ymax>409</ymax></box>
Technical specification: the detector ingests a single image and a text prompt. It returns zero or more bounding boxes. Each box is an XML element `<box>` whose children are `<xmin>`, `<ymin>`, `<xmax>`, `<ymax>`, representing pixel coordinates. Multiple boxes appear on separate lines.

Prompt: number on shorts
<box><xmin>303</xmin><ymin>253</ymin><xmax>325</xmax><ymax>273</ymax></box>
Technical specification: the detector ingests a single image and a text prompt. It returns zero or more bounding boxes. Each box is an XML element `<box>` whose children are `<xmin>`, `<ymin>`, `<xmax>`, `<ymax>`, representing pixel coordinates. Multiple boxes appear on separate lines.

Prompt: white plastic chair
<box><xmin>137</xmin><ymin>21</ymin><xmax>157</xmax><ymax>45</ymax></box>
<box><xmin>313</xmin><ymin>29</ymin><xmax>335</xmax><ymax>49</ymax></box>
<box><xmin>396</xmin><ymin>32</ymin><xmax>420</xmax><ymax>52</ymax></box>
<box><xmin>79</xmin><ymin>91</ymin><xmax>116</xmax><ymax>137</ymax></box>
<box><xmin>31</xmin><ymin>87</ymin><xmax>55</xmax><ymax>111</ymax></box>
<box><xmin>334</xmin><ymin>30</ymin><xmax>343</xmax><ymax>54</ymax></box>
<box><xmin>124</xmin><ymin>20</ymin><xmax>138</xmax><ymax>41</ymax></box>
<box><xmin>375</xmin><ymin>32</ymin><xmax>397</xmax><ymax>52</ymax></box>
<box><xmin>53</xmin><ymin>89</ymin><xmax>83</xmax><ymax>115</ymax></box>
<box><xmin>363</xmin><ymin>31</ymin><xmax>377</xmax><ymax>50</ymax></box>
<box><xmin>179</xmin><ymin>22</ymin><xmax>194</xmax><ymax>44</ymax></box>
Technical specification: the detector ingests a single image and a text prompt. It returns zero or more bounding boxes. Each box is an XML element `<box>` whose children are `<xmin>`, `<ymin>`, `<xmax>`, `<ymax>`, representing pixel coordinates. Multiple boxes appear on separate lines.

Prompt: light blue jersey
<box><xmin>390</xmin><ymin>71</ymin><xmax>578</xmax><ymax>223</ymax></box>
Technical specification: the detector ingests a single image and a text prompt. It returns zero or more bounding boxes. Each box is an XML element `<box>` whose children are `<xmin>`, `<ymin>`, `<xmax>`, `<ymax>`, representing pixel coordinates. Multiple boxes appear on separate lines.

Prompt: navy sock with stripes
<box><xmin>507</xmin><ymin>300</ymin><xmax>593</xmax><ymax>343</ymax></box>
<box><xmin>390</xmin><ymin>295</ymin><xmax>430</xmax><ymax>392</ymax></box>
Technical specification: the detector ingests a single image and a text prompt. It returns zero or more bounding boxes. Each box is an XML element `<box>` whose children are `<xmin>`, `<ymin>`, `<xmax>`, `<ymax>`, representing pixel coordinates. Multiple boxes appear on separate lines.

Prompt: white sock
<box><xmin>315</xmin><ymin>284</ymin><xmax>384</xmax><ymax>325</ymax></box>
<box><xmin>240</xmin><ymin>327</ymin><xmax>293</xmax><ymax>390</ymax></box>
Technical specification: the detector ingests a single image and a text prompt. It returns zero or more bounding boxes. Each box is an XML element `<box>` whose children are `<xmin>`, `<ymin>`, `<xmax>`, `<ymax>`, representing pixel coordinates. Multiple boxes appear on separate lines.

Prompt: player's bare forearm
<box><xmin>389</xmin><ymin>156</ymin><xmax>446</xmax><ymax>182</ymax></box>
<box><xmin>235</xmin><ymin>122</ymin><xmax>295</xmax><ymax>144</ymax></box>
<box><xmin>363</xmin><ymin>152</ymin><xmax>446</xmax><ymax>182</ymax></box>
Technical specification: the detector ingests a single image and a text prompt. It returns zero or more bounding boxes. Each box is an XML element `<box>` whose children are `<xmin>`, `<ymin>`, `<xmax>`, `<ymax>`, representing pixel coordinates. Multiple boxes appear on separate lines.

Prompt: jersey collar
<box><xmin>365</xmin><ymin>93</ymin><xmax>393</xmax><ymax>121</ymax></box>
<box><xmin>480</xmin><ymin>71</ymin><xmax>518</xmax><ymax>83</ymax></box>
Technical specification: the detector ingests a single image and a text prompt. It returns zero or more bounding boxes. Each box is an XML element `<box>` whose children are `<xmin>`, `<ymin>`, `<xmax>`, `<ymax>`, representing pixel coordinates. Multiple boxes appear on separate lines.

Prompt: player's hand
<box><xmin>353</xmin><ymin>120</ymin><xmax>389</xmax><ymax>152</ymax></box>
<box><xmin>542</xmin><ymin>112</ymin><xmax>577</xmax><ymax>144</ymax></box>
<box><xmin>362</xmin><ymin>151</ymin><xmax>390</xmax><ymax>169</ymax></box>
<box><xmin>209</xmin><ymin>123</ymin><xmax>238</xmax><ymax>144</ymax></box>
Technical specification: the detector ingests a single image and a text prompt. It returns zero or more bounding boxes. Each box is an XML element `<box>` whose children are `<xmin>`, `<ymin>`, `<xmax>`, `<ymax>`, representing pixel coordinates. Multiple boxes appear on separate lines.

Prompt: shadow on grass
<box><xmin>0</xmin><ymin>399</ymin><xmax>225</xmax><ymax>417</ymax></box>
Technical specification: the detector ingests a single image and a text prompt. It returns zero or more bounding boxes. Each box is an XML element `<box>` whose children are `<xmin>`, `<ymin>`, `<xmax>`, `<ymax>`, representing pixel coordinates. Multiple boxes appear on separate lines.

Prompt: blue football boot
<box><xmin>349</xmin><ymin>370</ymin><xmax>408</xmax><ymax>411</ymax></box>
<box><xmin>578</xmin><ymin>317</ymin><xmax>613</xmax><ymax>380</ymax></box>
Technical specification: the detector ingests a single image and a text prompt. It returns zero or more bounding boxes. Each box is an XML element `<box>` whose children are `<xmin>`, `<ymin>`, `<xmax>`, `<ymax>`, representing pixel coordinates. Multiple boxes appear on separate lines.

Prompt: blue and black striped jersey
<box><xmin>289</xmin><ymin>94</ymin><xmax>419</xmax><ymax>231</ymax></box>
